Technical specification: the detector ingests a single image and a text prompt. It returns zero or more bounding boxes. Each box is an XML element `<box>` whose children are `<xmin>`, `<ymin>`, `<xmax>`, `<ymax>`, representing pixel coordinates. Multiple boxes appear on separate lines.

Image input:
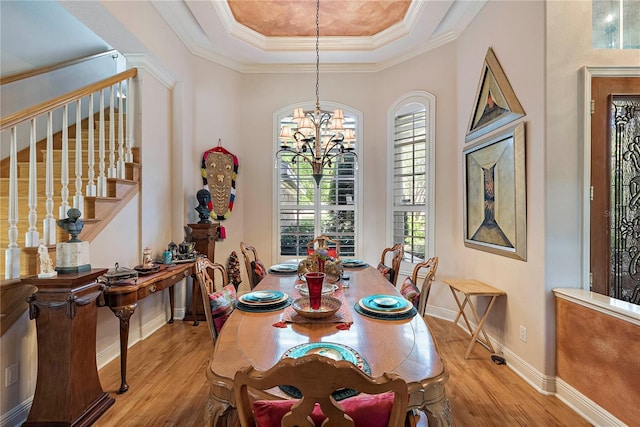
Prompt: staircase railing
<box><xmin>0</xmin><ymin>68</ymin><xmax>138</xmax><ymax>279</ymax></box>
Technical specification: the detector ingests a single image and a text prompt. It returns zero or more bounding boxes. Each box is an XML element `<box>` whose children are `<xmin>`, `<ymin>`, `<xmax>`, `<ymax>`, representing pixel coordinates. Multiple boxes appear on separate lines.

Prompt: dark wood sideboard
<box><xmin>22</xmin><ymin>269</ymin><xmax>114</xmax><ymax>427</ymax></box>
<box><xmin>186</xmin><ymin>222</ymin><xmax>218</xmax><ymax>325</ymax></box>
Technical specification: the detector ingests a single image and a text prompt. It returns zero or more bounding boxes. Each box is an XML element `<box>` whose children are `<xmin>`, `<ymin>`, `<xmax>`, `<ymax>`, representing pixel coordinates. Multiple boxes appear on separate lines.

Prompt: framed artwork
<box><xmin>463</xmin><ymin>122</ymin><xmax>526</xmax><ymax>260</ymax></box>
<box><xmin>466</xmin><ymin>47</ymin><xmax>525</xmax><ymax>142</ymax></box>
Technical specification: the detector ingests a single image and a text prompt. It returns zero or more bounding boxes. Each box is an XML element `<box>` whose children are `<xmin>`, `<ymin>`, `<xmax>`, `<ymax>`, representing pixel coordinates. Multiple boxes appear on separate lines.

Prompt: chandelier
<box><xmin>276</xmin><ymin>0</ymin><xmax>358</xmax><ymax>187</ymax></box>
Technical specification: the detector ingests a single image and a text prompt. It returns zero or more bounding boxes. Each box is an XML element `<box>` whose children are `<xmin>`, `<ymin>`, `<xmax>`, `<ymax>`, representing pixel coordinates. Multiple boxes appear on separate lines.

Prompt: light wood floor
<box><xmin>95</xmin><ymin>316</ymin><xmax>590</xmax><ymax>426</ymax></box>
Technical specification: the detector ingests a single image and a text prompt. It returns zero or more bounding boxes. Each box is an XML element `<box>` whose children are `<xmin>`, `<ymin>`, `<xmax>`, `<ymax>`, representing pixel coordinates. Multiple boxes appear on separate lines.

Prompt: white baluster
<box><xmin>59</xmin><ymin>104</ymin><xmax>70</xmax><ymax>219</ymax></box>
<box><xmin>124</xmin><ymin>76</ymin><xmax>134</xmax><ymax>163</ymax></box>
<box><xmin>108</xmin><ymin>86</ymin><xmax>116</xmax><ymax>178</ymax></box>
<box><xmin>73</xmin><ymin>99</ymin><xmax>84</xmax><ymax>216</ymax></box>
<box><xmin>97</xmin><ymin>89</ymin><xmax>107</xmax><ymax>197</ymax></box>
<box><xmin>25</xmin><ymin>118</ymin><xmax>40</xmax><ymax>247</ymax></box>
<box><xmin>117</xmin><ymin>81</ymin><xmax>125</xmax><ymax>179</ymax></box>
<box><xmin>86</xmin><ymin>93</ymin><xmax>96</xmax><ymax>197</ymax></box>
<box><xmin>5</xmin><ymin>127</ymin><xmax>20</xmax><ymax>279</ymax></box>
<box><xmin>43</xmin><ymin>111</ymin><xmax>57</xmax><ymax>246</ymax></box>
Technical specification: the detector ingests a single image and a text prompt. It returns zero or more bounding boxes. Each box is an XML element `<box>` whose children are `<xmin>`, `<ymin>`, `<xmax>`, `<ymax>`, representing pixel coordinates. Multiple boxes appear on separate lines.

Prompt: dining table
<box><xmin>205</xmin><ymin>264</ymin><xmax>452</xmax><ymax>427</ymax></box>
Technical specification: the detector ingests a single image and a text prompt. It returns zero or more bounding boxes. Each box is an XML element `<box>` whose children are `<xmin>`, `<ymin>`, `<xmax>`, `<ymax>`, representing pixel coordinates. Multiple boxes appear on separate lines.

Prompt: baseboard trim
<box><xmin>556</xmin><ymin>378</ymin><xmax>627</xmax><ymax>427</ymax></box>
<box><xmin>424</xmin><ymin>305</ymin><xmax>624</xmax><ymax>425</ymax></box>
<box><xmin>0</xmin><ymin>396</ymin><xmax>31</xmax><ymax>427</ymax></box>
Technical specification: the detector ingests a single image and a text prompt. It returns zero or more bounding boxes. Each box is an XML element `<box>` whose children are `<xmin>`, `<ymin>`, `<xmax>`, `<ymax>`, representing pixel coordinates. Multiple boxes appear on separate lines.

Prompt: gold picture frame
<box><xmin>466</xmin><ymin>47</ymin><xmax>525</xmax><ymax>142</ymax></box>
<box><xmin>464</xmin><ymin>122</ymin><xmax>526</xmax><ymax>260</ymax></box>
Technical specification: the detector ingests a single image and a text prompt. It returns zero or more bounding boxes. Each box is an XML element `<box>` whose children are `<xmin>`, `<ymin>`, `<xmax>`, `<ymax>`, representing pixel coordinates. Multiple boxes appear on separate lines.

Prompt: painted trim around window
<box><xmin>386</xmin><ymin>90</ymin><xmax>436</xmax><ymax>274</ymax></box>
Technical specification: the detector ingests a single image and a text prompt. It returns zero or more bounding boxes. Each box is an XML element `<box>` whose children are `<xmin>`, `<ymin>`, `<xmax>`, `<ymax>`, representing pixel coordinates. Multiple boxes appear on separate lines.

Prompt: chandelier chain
<box><xmin>315</xmin><ymin>0</ymin><xmax>320</xmax><ymax>111</ymax></box>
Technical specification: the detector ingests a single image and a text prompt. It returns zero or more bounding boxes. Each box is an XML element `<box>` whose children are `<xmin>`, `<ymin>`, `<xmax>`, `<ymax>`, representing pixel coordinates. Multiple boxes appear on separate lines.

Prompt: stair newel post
<box><xmin>124</xmin><ymin>76</ymin><xmax>134</xmax><ymax>163</ymax></box>
<box><xmin>108</xmin><ymin>85</ymin><xmax>117</xmax><ymax>179</ymax></box>
<box><xmin>58</xmin><ymin>104</ymin><xmax>70</xmax><ymax>219</ymax></box>
<box><xmin>73</xmin><ymin>98</ymin><xmax>85</xmax><ymax>216</ymax></box>
<box><xmin>43</xmin><ymin>111</ymin><xmax>57</xmax><ymax>246</ymax></box>
<box><xmin>25</xmin><ymin>117</ymin><xmax>40</xmax><ymax>247</ymax></box>
<box><xmin>98</xmin><ymin>89</ymin><xmax>107</xmax><ymax>197</ymax></box>
<box><xmin>117</xmin><ymin>81</ymin><xmax>125</xmax><ymax>179</ymax></box>
<box><xmin>5</xmin><ymin>127</ymin><xmax>20</xmax><ymax>279</ymax></box>
<box><xmin>86</xmin><ymin>93</ymin><xmax>97</xmax><ymax>197</ymax></box>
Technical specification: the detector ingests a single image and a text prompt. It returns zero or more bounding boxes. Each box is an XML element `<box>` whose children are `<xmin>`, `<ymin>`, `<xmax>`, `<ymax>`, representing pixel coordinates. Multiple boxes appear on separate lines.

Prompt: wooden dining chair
<box><xmin>307</xmin><ymin>234</ymin><xmax>341</xmax><ymax>258</ymax></box>
<box><xmin>195</xmin><ymin>256</ymin><xmax>234</xmax><ymax>347</ymax></box>
<box><xmin>400</xmin><ymin>256</ymin><xmax>439</xmax><ymax>317</ymax></box>
<box><xmin>234</xmin><ymin>353</ymin><xmax>409</xmax><ymax>427</ymax></box>
<box><xmin>240</xmin><ymin>241</ymin><xmax>266</xmax><ymax>290</ymax></box>
<box><xmin>378</xmin><ymin>243</ymin><xmax>404</xmax><ymax>286</ymax></box>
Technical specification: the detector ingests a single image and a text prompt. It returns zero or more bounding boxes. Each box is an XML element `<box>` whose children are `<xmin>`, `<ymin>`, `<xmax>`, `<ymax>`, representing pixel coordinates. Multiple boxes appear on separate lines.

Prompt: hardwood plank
<box><xmin>96</xmin><ymin>316</ymin><xmax>590</xmax><ymax>426</ymax></box>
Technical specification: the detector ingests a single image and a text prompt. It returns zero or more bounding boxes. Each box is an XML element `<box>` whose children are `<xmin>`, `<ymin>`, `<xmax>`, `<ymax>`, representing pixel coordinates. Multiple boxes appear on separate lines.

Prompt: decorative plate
<box><xmin>291</xmin><ymin>296</ymin><xmax>341</xmax><ymax>319</ymax></box>
<box><xmin>359</xmin><ymin>295</ymin><xmax>412</xmax><ymax>314</ymax></box>
<box><xmin>269</xmin><ymin>264</ymin><xmax>298</xmax><ymax>273</ymax></box>
<box><xmin>295</xmin><ymin>283</ymin><xmax>338</xmax><ymax>296</ymax></box>
<box><xmin>282</xmin><ymin>342</ymin><xmax>367</xmax><ymax>371</ymax></box>
<box><xmin>342</xmin><ymin>259</ymin><xmax>368</xmax><ymax>268</ymax></box>
<box><xmin>239</xmin><ymin>291</ymin><xmax>287</xmax><ymax>306</ymax></box>
<box><xmin>235</xmin><ymin>297</ymin><xmax>292</xmax><ymax>313</ymax></box>
<box><xmin>280</xmin><ymin>342</ymin><xmax>370</xmax><ymax>400</ymax></box>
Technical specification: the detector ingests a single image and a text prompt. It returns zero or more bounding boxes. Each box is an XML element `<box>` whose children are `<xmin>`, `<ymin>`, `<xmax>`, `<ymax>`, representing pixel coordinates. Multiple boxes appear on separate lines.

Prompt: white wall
<box><xmin>454</xmin><ymin>0</ymin><xmax>549</xmax><ymax>383</ymax></box>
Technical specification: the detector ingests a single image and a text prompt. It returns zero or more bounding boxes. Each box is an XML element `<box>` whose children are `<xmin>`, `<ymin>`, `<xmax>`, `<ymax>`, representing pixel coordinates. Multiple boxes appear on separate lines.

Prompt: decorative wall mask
<box><xmin>201</xmin><ymin>139</ymin><xmax>239</xmax><ymax>220</ymax></box>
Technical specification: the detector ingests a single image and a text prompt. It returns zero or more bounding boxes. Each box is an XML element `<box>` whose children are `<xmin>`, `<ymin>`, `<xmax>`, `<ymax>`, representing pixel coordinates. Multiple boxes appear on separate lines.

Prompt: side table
<box><xmin>443</xmin><ymin>278</ymin><xmax>506</xmax><ymax>359</ymax></box>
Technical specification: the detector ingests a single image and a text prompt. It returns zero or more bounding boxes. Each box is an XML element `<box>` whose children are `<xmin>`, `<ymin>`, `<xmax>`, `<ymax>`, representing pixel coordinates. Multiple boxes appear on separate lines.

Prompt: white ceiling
<box><xmin>0</xmin><ymin>0</ymin><xmax>486</xmax><ymax>76</ymax></box>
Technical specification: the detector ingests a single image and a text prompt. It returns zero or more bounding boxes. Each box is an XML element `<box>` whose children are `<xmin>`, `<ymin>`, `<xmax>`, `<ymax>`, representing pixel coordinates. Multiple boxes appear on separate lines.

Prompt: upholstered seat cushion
<box><xmin>377</xmin><ymin>262</ymin><xmax>396</xmax><ymax>285</ymax></box>
<box><xmin>251</xmin><ymin>260</ymin><xmax>267</xmax><ymax>285</ymax></box>
<box><xmin>252</xmin><ymin>392</ymin><xmax>395</xmax><ymax>427</ymax></box>
<box><xmin>208</xmin><ymin>284</ymin><xmax>236</xmax><ymax>333</ymax></box>
<box><xmin>400</xmin><ymin>276</ymin><xmax>420</xmax><ymax>308</ymax></box>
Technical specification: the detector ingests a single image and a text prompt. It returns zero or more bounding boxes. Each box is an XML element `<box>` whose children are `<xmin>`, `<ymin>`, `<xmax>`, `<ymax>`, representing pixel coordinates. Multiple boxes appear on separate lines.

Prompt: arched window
<box><xmin>273</xmin><ymin>102</ymin><xmax>362</xmax><ymax>261</ymax></box>
<box><xmin>387</xmin><ymin>91</ymin><xmax>436</xmax><ymax>268</ymax></box>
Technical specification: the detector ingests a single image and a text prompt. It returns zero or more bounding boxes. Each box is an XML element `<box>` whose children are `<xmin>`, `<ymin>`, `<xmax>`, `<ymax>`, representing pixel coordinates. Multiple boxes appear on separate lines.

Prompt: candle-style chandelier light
<box><xmin>276</xmin><ymin>0</ymin><xmax>358</xmax><ymax>187</ymax></box>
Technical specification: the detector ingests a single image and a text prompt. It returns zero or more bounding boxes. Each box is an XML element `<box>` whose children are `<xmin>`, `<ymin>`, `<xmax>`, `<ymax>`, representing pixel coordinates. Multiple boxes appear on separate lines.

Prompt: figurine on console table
<box><xmin>55</xmin><ymin>208</ymin><xmax>91</xmax><ymax>273</ymax></box>
<box><xmin>37</xmin><ymin>244</ymin><xmax>57</xmax><ymax>278</ymax></box>
<box><xmin>195</xmin><ymin>189</ymin><xmax>212</xmax><ymax>224</ymax></box>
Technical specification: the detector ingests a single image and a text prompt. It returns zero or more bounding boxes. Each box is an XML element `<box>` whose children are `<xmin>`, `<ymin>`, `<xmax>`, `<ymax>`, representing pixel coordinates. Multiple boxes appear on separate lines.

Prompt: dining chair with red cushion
<box><xmin>379</xmin><ymin>243</ymin><xmax>404</xmax><ymax>286</ymax></box>
<box><xmin>240</xmin><ymin>242</ymin><xmax>264</xmax><ymax>290</ymax></box>
<box><xmin>401</xmin><ymin>256</ymin><xmax>439</xmax><ymax>317</ymax></box>
<box><xmin>195</xmin><ymin>256</ymin><xmax>232</xmax><ymax>347</ymax></box>
<box><xmin>234</xmin><ymin>353</ymin><xmax>408</xmax><ymax>427</ymax></box>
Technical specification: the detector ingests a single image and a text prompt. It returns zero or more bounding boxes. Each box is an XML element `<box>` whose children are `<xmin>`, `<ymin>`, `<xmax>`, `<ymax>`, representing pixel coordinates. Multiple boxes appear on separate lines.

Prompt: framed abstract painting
<box><xmin>463</xmin><ymin>122</ymin><xmax>526</xmax><ymax>260</ymax></box>
<box><xmin>466</xmin><ymin>47</ymin><xmax>525</xmax><ymax>142</ymax></box>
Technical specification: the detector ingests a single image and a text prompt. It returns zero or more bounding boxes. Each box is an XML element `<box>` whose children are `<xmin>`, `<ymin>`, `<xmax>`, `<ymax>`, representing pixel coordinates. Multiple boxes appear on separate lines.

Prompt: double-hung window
<box><xmin>387</xmin><ymin>92</ymin><xmax>435</xmax><ymax>267</ymax></box>
<box><xmin>274</xmin><ymin>102</ymin><xmax>361</xmax><ymax>260</ymax></box>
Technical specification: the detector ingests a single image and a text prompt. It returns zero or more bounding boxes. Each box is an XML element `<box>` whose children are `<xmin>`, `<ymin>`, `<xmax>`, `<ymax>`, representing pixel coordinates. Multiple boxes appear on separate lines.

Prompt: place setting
<box><xmin>341</xmin><ymin>259</ymin><xmax>369</xmax><ymax>269</ymax></box>
<box><xmin>279</xmin><ymin>342</ymin><xmax>370</xmax><ymax>400</ymax></box>
<box><xmin>354</xmin><ymin>294</ymin><xmax>417</xmax><ymax>320</ymax></box>
<box><xmin>268</xmin><ymin>263</ymin><xmax>299</xmax><ymax>274</ymax></box>
<box><xmin>235</xmin><ymin>290</ymin><xmax>292</xmax><ymax>313</ymax></box>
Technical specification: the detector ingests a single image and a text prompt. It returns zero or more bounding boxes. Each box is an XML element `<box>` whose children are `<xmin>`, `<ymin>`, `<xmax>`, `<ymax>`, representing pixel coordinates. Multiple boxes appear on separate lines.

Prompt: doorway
<box><xmin>589</xmin><ymin>73</ymin><xmax>640</xmax><ymax>302</ymax></box>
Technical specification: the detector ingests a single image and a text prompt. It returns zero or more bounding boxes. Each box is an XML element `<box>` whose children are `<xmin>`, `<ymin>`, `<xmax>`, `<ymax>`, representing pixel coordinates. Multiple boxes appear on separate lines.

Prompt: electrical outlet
<box><xmin>5</xmin><ymin>363</ymin><xmax>18</xmax><ymax>387</ymax></box>
<box><xmin>519</xmin><ymin>325</ymin><xmax>527</xmax><ymax>343</ymax></box>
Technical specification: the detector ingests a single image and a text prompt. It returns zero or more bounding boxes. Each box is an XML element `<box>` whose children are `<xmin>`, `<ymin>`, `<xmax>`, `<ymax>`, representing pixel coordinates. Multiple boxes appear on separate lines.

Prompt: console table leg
<box><xmin>113</xmin><ymin>304</ymin><xmax>137</xmax><ymax>394</ymax></box>
<box><xmin>168</xmin><ymin>285</ymin><xmax>175</xmax><ymax>324</ymax></box>
<box><xmin>192</xmin><ymin>279</ymin><xmax>200</xmax><ymax>326</ymax></box>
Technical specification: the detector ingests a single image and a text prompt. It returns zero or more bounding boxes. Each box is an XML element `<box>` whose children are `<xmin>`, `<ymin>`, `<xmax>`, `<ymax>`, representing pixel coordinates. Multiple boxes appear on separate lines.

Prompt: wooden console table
<box><xmin>22</xmin><ymin>269</ymin><xmax>114</xmax><ymax>426</ymax></box>
<box><xmin>102</xmin><ymin>262</ymin><xmax>194</xmax><ymax>393</ymax></box>
<box><xmin>443</xmin><ymin>278</ymin><xmax>506</xmax><ymax>359</ymax></box>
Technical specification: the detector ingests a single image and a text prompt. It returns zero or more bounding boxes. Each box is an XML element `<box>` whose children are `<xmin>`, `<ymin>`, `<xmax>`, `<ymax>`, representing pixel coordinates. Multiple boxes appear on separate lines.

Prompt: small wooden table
<box><xmin>443</xmin><ymin>279</ymin><xmax>506</xmax><ymax>359</ymax></box>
